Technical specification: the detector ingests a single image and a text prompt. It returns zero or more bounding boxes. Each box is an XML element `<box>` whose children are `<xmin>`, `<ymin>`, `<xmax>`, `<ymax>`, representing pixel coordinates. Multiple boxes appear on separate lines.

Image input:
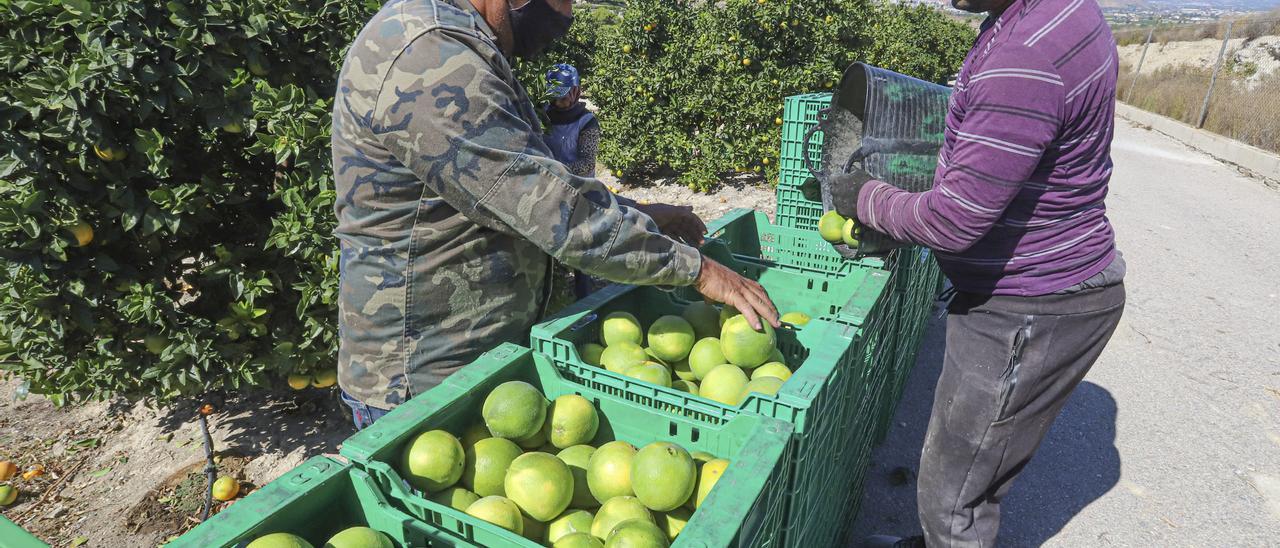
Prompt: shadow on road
<box><xmin>151</xmin><ymin>388</ymin><xmax>354</xmax><ymax>460</ymax></box>
<box><xmin>851</xmin><ymin>314</ymin><xmax>1122</xmax><ymax>546</ymax></box>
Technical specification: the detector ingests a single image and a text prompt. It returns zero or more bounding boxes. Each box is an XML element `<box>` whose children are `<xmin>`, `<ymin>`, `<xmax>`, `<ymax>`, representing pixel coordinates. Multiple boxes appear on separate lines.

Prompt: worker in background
<box><xmin>844</xmin><ymin>0</ymin><xmax>1128</xmax><ymax>546</ymax></box>
<box><xmin>331</xmin><ymin>0</ymin><xmax>779</xmax><ymax>429</ymax></box>
<box><xmin>544</xmin><ymin>63</ymin><xmax>604</xmax><ymax>298</ymax></box>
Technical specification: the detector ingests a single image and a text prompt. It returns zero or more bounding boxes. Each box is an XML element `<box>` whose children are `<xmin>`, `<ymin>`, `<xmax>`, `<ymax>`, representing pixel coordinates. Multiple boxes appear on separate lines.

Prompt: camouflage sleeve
<box><xmin>372</xmin><ymin>30</ymin><xmax>701</xmax><ymax>287</ymax></box>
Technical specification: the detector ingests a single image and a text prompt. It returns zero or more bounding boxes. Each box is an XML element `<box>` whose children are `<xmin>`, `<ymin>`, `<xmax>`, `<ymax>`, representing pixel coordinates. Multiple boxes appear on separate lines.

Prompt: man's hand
<box><xmin>637</xmin><ymin>203</ymin><xmax>707</xmax><ymax>247</ymax></box>
<box><xmin>695</xmin><ymin>256</ymin><xmax>779</xmax><ymax>331</ymax></box>
<box><xmin>798</xmin><ymin>169</ymin><xmax>875</xmax><ymax>220</ymax></box>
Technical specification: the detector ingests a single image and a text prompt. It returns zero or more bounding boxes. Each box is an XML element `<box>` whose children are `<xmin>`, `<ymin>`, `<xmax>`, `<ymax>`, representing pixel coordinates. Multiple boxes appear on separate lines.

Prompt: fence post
<box><xmin>1125</xmin><ymin>24</ymin><xmax>1157</xmax><ymax>104</ymax></box>
<box><xmin>1198</xmin><ymin>20</ymin><xmax>1233</xmax><ymax>129</ymax></box>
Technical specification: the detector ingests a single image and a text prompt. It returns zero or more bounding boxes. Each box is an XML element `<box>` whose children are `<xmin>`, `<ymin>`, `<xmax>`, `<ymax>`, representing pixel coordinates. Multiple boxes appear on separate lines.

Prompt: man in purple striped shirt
<box><xmin>848</xmin><ymin>1</ymin><xmax>1128</xmax><ymax>546</ymax></box>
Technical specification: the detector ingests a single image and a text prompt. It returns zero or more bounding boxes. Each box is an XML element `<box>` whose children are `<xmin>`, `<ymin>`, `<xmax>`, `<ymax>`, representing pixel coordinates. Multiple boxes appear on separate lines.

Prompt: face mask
<box><xmin>508</xmin><ymin>0</ymin><xmax>573</xmax><ymax>59</ymax></box>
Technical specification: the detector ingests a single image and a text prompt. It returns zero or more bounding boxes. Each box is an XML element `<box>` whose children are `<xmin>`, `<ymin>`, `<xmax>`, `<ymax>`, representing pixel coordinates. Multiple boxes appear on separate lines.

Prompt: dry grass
<box><xmin>1119</xmin><ymin>63</ymin><xmax>1280</xmax><ymax>153</ymax></box>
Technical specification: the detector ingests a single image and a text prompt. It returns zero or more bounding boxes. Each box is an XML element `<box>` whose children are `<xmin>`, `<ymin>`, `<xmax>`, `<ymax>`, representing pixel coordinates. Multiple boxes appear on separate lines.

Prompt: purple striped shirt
<box><xmin>857</xmin><ymin>0</ymin><xmax>1119</xmax><ymax>296</ymax></box>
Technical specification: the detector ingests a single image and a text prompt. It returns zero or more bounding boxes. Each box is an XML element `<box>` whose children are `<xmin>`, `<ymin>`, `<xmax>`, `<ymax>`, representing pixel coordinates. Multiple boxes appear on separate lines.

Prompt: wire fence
<box><xmin>1114</xmin><ymin>16</ymin><xmax>1280</xmax><ymax>154</ymax></box>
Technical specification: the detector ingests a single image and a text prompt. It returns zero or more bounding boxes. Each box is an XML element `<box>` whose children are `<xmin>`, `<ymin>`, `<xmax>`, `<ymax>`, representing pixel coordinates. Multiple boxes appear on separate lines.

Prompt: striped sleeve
<box><xmin>857</xmin><ymin>45</ymin><xmax>1066</xmax><ymax>254</ymax></box>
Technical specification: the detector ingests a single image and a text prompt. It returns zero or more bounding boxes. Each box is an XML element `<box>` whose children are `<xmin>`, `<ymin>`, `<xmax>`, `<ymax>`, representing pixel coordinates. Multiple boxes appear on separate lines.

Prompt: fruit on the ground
<box><xmin>144</xmin><ymin>334</ymin><xmax>168</xmax><ymax>355</ymax></box>
<box><xmin>430</xmin><ymin>486</ymin><xmax>480</xmax><ymax>512</ymax></box>
<box><xmin>461</xmin><ymin>423</ymin><xmax>491</xmax><ymax>448</ymax></box>
<box><xmin>693</xmin><ymin>459</ymin><xmax>730</xmax><ymax>509</ymax></box>
<box><xmin>843</xmin><ymin>218</ymin><xmax>860</xmax><ymax>247</ymax></box>
<box><xmin>324</xmin><ymin>526</ymin><xmax>393</xmax><ymax>548</ymax></box>
<box><xmin>752</xmin><ymin>362</ymin><xmax>793</xmax><ymax>382</ymax></box>
<box><xmin>818</xmin><ymin>210</ymin><xmax>847</xmax><ymax>243</ymax></box>
<box><xmin>523</xmin><ymin>513</ymin><xmax>548</xmax><ymax>543</ymax></box>
<box><xmin>555</xmin><ymin>532</ymin><xmax>604</xmax><ymax>548</ymax></box>
<box><xmin>287</xmin><ymin>374</ymin><xmax>312</xmax><ymax>391</ymax></box>
<box><xmin>483</xmin><ymin>381</ymin><xmax>548</xmax><ymax>440</ymax></box>
<box><xmin>466</xmin><ymin>496</ymin><xmax>524</xmax><ymax>535</ymax></box>
<box><xmin>779</xmin><ymin>311</ymin><xmax>811</xmax><ymax>326</ymax></box>
<box><xmin>246</xmin><ymin>533</ymin><xmax>313</xmax><ymax>548</ymax></box>
<box><xmin>464</xmin><ymin>437</ymin><xmax>523</xmax><ymax>497</ymax></box>
<box><xmin>579</xmin><ymin>343</ymin><xmax>606</xmax><ymax>367</ymax></box>
<box><xmin>623</xmin><ymin>362</ymin><xmax>672</xmax><ymax>388</ymax></box>
<box><xmin>671</xmin><ymin>380</ymin><xmax>698</xmax><ymax>396</ymax></box>
<box><xmin>700</xmin><ymin>364</ymin><xmax>750</xmax><ymax>406</ymax></box>
<box><xmin>605</xmin><ymin>518</ymin><xmax>669</xmax><ymax>547</ymax></box>
<box><xmin>681</xmin><ymin>302</ymin><xmax>721</xmax><ymax>340</ymax></box>
<box><xmin>587</xmin><ymin>441</ymin><xmax>637</xmax><ymax>503</ymax></box>
<box><xmin>718</xmin><ymin>305</ymin><xmax>739</xmax><ymax>327</ymax></box>
<box><xmin>0</xmin><ymin>461</ymin><xmax>16</xmax><ymax>481</ymax></box>
<box><xmin>720</xmin><ymin>315</ymin><xmax>776</xmax><ymax>369</ymax></box>
<box><xmin>516</xmin><ymin>417</ymin><xmax>551</xmax><ymax>449</ymax></box>
<box><xmin>558</xmin><ymin>445</ymin><xmax>599</xmax><ymax>509</ymax></box>
<box><xmin>646</xmin><ymin>316</ymin><xmax>695</xmax><ymax>362</ymax></box>
<box><xmin>631</xmin><ymin>442</ymin><xmax>696</xmax><ymax>511</ymax></box>
<box><xmin>600</xmin><ymin>343</ymin><xmax>648</xmax><ymax>374</ymax></box>
<box><xmin>657</xmin><ymin>507</ymin><xmax>691</xmax><ymax>541</ymax></box>
<box><xmin>547</xmin><ymin>509</ymin><xmax>596</xmax><ymax>544</ymax></box>
<box><xmin>311</xmin><ymin>369</ymin><xmax>338</xmax><ymax>389</ymax></box>
<box><xmin>745</xmin><ymin>376</ymin><xmax>784</xmax><ymax>396</ymax></box>
<box><xmin>548</xmin><ymin>395</ymin><xmax>600</xmax><ymax>449</ymax></box>
<box><xmin>20</xmin><ymin>465</ymin><xmax>43</xmax><ymax>480</ymax></box>
<box><xmin>687</xmin><ymin>338</ymin><xmax>728</xmax><ymax>380</ymax></box>
<box><xmin>671</xmin><ymin>359</ymin><xmax>694</xmax><ymax>382</ymax></box>
<box><xmin>601</xmin><ymin>312</ymin><xmax>644</xmax><ymax>346</ymax></box>
<box><xmin>591</xmin><ymin>496</ymin><xmax>653</xmax><ymax>540</ymax></box>
<box><xmin>401</xmin><ymin>429</ymin><xmax>465</xmax><ymax>492</ymax></box>
<box><xmin>0</xmin><ymin>485</ymin><xmax>17</xmax><ymax>506</ymax></box>
<box><xmin>212</xmin><ymin>476</ymin><xmax>241</xmax><ymax>501</ymax></box>
<box><xmin>504</xmin><ymin>452</ymin><xmax>574</xmax><ymax>521</ymax></box>
<box><xmin>69</xmin><ymin>221</ymin><xmax>94</xmax><ymax>247</ymax></box>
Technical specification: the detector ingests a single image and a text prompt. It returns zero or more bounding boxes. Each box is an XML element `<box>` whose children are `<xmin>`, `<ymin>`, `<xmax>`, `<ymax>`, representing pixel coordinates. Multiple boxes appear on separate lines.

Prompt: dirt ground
<box><xmin>0</xmin><ymin>177</ymin><xmax>777</xmax><ymax>547</ymax></box>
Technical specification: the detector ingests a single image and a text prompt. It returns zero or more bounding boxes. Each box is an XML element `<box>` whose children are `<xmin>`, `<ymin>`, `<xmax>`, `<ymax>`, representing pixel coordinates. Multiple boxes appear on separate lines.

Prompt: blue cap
<box><xmin>546</xmin><ymin>63</ymin><xmax>580</xmax><ymax>99</ymax></box>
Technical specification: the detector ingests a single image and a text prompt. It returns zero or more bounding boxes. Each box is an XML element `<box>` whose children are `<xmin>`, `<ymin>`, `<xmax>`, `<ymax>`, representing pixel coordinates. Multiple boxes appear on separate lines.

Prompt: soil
<box><xmin>0</xmin><ymin>176</ymin><xmax>778</xmax><ymax>547</ymax></box>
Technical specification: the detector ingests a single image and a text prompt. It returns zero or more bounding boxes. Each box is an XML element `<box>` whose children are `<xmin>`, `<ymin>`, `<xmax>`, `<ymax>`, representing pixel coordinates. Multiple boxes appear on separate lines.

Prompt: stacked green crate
<box><xmin>0</xmin><ymin>516</ymin><xmax>48</xmax><ymax>548</ymax></box>
<box><xmin>339</xmin><ymin>344</ymin><xmax>795</xmax><ymax>548</ymax></box>
<box><xmin>776</xmin><ymin>93</ymin><xmax>832</xmax><ymax>232</ymax></box>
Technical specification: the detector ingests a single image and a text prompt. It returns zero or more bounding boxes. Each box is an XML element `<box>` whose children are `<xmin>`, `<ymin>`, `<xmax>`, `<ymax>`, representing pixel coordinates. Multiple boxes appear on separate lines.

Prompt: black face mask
<box><xmin>508</xmin><ymin>0</ymin><xmax>573</xmax><ymax>59</ymax></box>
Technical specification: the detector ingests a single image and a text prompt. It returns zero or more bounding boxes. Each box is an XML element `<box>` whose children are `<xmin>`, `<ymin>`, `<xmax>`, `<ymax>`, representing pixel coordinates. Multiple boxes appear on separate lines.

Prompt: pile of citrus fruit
<box><xmin>393</xmin><ymin>381</ymin><xmax>735</xmax><ymax>547</ymax></box>
<box><xmin>578</xmin><ymin>302</ymin><xmax>809</xmax><ymax>407</ymax></box>
<box><xmin>243</xmin><ymin>527</ymin><xmax>392</xmax><ymax>548</ymax></box>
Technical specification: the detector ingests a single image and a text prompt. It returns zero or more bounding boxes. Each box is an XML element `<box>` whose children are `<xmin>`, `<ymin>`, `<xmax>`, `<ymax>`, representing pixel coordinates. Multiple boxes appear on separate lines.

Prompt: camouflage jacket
<box><xmin>332</xmin><ymin>0</ymin><xmax>702</xmax><ymax>408</ymax></box>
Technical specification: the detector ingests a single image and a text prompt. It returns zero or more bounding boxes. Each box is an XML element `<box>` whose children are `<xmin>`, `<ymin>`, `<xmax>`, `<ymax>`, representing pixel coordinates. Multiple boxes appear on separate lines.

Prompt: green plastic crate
<box><xmin>774</xmin><ymin>175</ymin><xmax>824</xmax><ymax>233</ymax></box>
<box><xmin>779</xmin><ymin>93</ymin><xmax>833</xmax><ymax>175</ymax></box>
<box><xmin>529</xmin><ymin>271</ymin><xmax>893</xmax><ymax>548</ymax></box>
<box><xmin>170</xmin><ymin>456</ymin><xmax>437</xmax><ymax>548</ymax></box>
<box><xmin>0</xmin><ymin>516</ymin><xmax>48</xmax><ymax>548</ymax></box>
<box><xmin>339</xmin><ymin>344</ymin><xmax>794</xmax><ymax>548</ymax></box>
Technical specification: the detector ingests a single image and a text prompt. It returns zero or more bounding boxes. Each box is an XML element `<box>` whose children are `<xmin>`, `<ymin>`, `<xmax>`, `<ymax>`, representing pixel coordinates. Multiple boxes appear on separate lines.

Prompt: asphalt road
<box><xmin>850</xmin><ymin>119</ymin><xmax>1280</xmax><ymax>547</ymax></box>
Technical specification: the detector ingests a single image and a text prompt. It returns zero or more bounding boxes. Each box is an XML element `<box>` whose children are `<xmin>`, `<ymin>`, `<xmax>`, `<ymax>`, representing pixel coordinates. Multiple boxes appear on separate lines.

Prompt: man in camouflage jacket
<box><xmin>332</xmin><ymin>0</ymin><xmax>778</xmax><ymax>421</ymax></box>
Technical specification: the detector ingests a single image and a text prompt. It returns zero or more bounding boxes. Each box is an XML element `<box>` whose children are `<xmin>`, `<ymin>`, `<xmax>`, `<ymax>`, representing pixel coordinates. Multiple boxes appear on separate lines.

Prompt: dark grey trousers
<box><xmin>918</xmin><ymin>263</ymin><xmax>1126</xmax><ymax>547</ymax></box>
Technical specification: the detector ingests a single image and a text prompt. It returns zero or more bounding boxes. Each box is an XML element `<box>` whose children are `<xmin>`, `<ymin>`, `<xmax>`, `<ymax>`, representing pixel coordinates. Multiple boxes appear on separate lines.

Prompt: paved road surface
<box><xmin>851</xmin><ymin>119</ymin><xmax>1280</xmax><ymax>547</ymax></box>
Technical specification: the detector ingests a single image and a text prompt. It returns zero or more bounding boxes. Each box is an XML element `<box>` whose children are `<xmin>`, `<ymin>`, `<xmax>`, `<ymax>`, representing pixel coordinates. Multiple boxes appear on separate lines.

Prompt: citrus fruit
<box><xmin>523</xmin><ymin>513</ymin><xmax>548</xmax><ymax>543</ymax></box>
<box><xmin>286</xmin><ymin>374</ymin><xmax>312</xmax><ymax>391</ymax></box>
<box><xmin>671</xmin><ymin>380</ymin><xmax>698</xmax><ymax>396</ymax></box>
<box><xmin>547</xmin><ymin>508</ymin><xmax>595</xmax><ymax>544</ymax></box>
<box><xmin>646</xmin><ymin>316</ymin><xmax>695</xmax><ymax>362</ymax></box>
<box><xmin>657</xmin><ymin>507</ymin><xmax>691</xmax><ymax>541</ymax></box>
<box><xmin>671</xmin><ymin>359</ymin><xmax>695</xmax><ymax>382</ymax></box>
<box><xmin>693</xmin><ymin>459</ymin><xmax>730</xmax><ymax>509</ymax></box>
<box><xmin>400</xmin><ymin>429</ymin><xmax>465</xmax><ymax>492</ymax></box>
<box><xmin>246</xmin><ymin>533</ymin><xmax>313</xmax><ymax>548</ymax></box>
<box><xmin>69</xmin><ymin>221</ymin><xmax>94</xmax><ymax>247</ymax></box>
<box><xmin>680</xmin><ymin>302</ymin><xmax>721</xmax><ymax>340</ymax></box>
<box><xmin>461</xmin><ymin>423</ymin><xmax>491</xmax><ymax>449</ymax></box>
<box><xmin>311</xmin><ymin>369</ymin><xmax>337</xmax><ymax>389</ymax></box>
<box><xmin>516</xmin><ymin>417</ymin><xmax>551</xmax><ymax>449</ymax></box>
<box><xmin>466</xmin><ymin>496</ymin><xmax>524</xmax><ymax>535</ymax></box>
<box><xmin>687</xmin><ymin>338</ymin><xmax>727</xmax><ymax>380</ymax></box>
<box><xmin>430</xmin><ymin>486</ymin><xmax>480</xmax><ymax>512</ymax></box>
<box><xmin>579</xmin><ymin>343</ymin><xmax>606</xmax><ymax>367</ymax></box>
<box><xmin>699</xmin><ymin>364</ymin><xmax>749</xmax><ymax>406</ymax></box>
<box><xmin>623</xmin><ymin>362</ymin><xmax>672</xmax><ymax>388</ymax></box>
<box><xmin>779</xmin><ymin>311</ymin><xmax>811</xmax><ymax>326</ymax></box>
<box><xmin>718</xmin><ymin>305</ymin><xmax>740</xmax><ymax>327</ymax></box>
<box><xmin>482</xmin><ymin>381</ymin><xmax>548</xmax><ymax>440</ymax></box>
<box><xmin>591</xmin><ymin>496</ymin><xmax>653</xmax><ymax>540</ymax></box>
<box><xmin>719</xmin><ymin>315</ymin><xmax>776</xmax><ymax>369</ymax></box>
<box><xmin>631</xmin><ymin>442</ymin><xmax>696</xmax><ymax>511</ymax></box>
<box><xmin>818</xmin><ymin>211</ymin><xmax>847</xmax><ymax>243</ymax></box>
<box><xmin>0</xmin><ymin>461</ymin><xmax>18</xmax><ymax>481</ymax></box>
<box><xmin>600</xmin><ymin>312</ymin><xmax>644</xmax><ymax>347</ymax></box>
<box><xmin>768</xmin><ymin>347</ymin><xmax>785</xmax><ymax>364</ymax></box>
<box><xmin>690</xmin><ymin>451</ymin><xmax>715</xmax><ymax>464</ymax></box>
<box><xmin>555</xmin><ymin>532</ymin><xmax>604</xmax><ymax>548</ymax></box>
<box><xmin>745</xmin><ymin>376</ymin><xmax>784</xmax><ymax>396</ymax></box>
<box><xmin>587</xmin><ymin>441</ymin><xmax>636</xmax><ymax>503</ymax></box>
<box><xmin>0</xmin><ymin>485</ymin><xmax>17</xmax><ymax>506</ymax></box>
<box><xmin>752</xmin><ymin>362</ymin><xmax>792</xmax><ymax>382</ymax></box>
<box><xmin>605</xmin><ymin>518</ymin><xmax>669</xmax><ymax>547</ymax></box>
<box><xmin>600</xmin><ymin>343</ymin><xmax>647</xmax><ymax>374</ymax></box>
<box><xmin>144</xmin><ymin>334</ymin><xmax>168</xmax><ymax>355</ymax></box>
<box><xmin>548</xmin><ymin>395</ymin><xmax>600</xmax><ymax>449</ymax></box>
<box><xmin>557</xmin><ymin>445</ymin><xmax>599</xmax><ymax>509</ymax></box>
<box><xmin>842</xmin><ymin>218</ymin><xmax>860</xmax><ymax>247</ymax></box>
<box><xmin>324</xmin><ymin>526</ymin><xmax>393</xmax><ymax>548</ymax></box>
<box><xmin>504</xmin><ymin>452</ymin><xmax>574</xmax><ymax>521</ymax></box>
<box><xmin>212</xmin><ymin>476</ymin><xmax>240</xmax><ymax>501</ymax></box>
